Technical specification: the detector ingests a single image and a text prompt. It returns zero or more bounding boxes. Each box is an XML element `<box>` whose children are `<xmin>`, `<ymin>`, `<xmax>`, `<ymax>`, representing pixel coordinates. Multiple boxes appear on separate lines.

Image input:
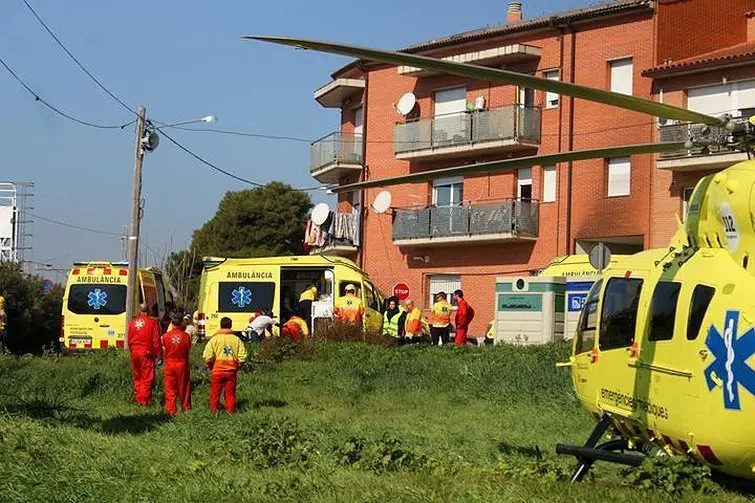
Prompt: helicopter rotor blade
<box><xmin>329</xmin><ymin>141</ymin><xmax>686</xmax><ymax>193</ymax></box>
<box><xmin>244</xmin><ymin>36</ymin><xmax>724</xmax><ymax>127</ymax></box>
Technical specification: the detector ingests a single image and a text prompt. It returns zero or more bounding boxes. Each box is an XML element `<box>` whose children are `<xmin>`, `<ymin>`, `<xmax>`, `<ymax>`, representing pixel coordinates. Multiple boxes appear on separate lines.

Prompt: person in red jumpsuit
<box><xmin>127</xmin><ymin>303</ymin><xmax>162</xmax><ymax>405</ymax></box>
<box><xmin>453</xmin><ymin>289</ymin><xmax>474</xmax><ymax>346</ymax></box>
<box><xmin>161</xmin><ymin>312</ymin><xmax>192</xmax><ymax>416</ymax></box>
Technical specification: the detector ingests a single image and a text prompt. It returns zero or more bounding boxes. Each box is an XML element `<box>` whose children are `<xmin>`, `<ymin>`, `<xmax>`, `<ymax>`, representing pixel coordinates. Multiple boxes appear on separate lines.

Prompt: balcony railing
<box><xmin>658</xmin><ymin>117</ymin><xmax>745</xmax><ymax>160</ymax></box>
<box><xmin>394</xmin><ymin>105</ymin><xmax>541</xmax><ymax>156</ymax></box>
<box><xmin>310</xmin><ymin>132</ymin><xmax>363</xmax><ymax>173</ymax></box>
<box><xmin>392</xmin><ymin>198</ymin><xmax>539</xmax><ymax>244</ymax></box>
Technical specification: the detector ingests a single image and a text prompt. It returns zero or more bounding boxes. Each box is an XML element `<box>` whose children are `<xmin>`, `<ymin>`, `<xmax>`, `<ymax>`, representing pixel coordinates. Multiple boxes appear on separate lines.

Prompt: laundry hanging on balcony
<box><xmin>330</xmin><ymin>212</ymin><xmax>357</xmax><ymax>243</ymax></box>
<box><xmin>304</xmin><ymin>218</ymin><xmax>327</xmax><ymax>249</ymax></box>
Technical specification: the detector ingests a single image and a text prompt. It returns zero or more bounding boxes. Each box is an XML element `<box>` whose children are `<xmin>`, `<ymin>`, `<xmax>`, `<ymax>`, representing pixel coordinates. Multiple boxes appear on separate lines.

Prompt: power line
<box><xmin>155</xmin><ymin>126</ymin><xmax>328</xmax><ymax>192</ymax></box>
<box><xmin>0</xmin><ymin>55</ymin><xmax>131</xmax><ymax>129</ymax></box>
<box><xmin>22</xmin><ymin>210</ymin><xmax>121</xmax><ymax>237</ymax></box>
<box><xmin>21</xmin><ymin>0</ymin><xmax>136</xmax><ymax>116</ymax></box>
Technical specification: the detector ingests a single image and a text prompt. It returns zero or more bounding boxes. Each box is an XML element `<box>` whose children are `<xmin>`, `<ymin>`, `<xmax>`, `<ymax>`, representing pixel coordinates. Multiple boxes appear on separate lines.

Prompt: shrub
<box><xmin>314</xmin><ymin>320</ymin><xmax>397</xmax><ymax>348</ymax></box>
<box><xmin>622</xmin><ymin>456</ymin><xmax>720</xmax><ymax>495</ymax></box>
<box><xmin>0</xmin><ymin>262</ymin><xmax>64</xmax><ymax>354</ymax></box>
<box><xmin>335</xmin><ymin>435</ymin><xmax>431</xmax><ymax>473</ymax></box>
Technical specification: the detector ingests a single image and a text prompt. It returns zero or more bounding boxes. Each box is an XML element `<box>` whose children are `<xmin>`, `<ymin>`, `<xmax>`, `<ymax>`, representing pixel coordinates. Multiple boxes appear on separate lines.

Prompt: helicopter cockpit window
<box><xmin>599</xmin><ymin>278</ymin><xmax>643</xmax><ymax>351</ymax></box>
<box><xmin>648</xmin><ymin>281</ymin><xmax>681</xmax><ymax>342</ymax></box>
<box><xmin>575</xmin><ymin>279</ymin><xmax>602</xmax><ymax>355</ymax></box>
<box><xmin>687</xmin><ymin>285</ymin><xmax>715</xmax><ymax>341</ymax></box>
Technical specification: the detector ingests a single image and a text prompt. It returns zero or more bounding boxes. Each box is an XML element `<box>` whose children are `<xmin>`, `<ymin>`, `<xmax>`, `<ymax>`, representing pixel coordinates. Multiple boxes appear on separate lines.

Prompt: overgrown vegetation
<box><xmin>0</xmin><ymin>341</ymin><xmax>747</xmax><ymax>502</ymax></box>
<box><xmin>0</xmin><ymin>261</ymin><xmax>63</xmax><ymax>355</ymax></box>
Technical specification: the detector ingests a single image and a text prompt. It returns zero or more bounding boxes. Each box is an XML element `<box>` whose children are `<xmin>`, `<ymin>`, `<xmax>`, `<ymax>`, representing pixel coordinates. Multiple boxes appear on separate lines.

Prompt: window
<box><xmin>517</xmin><ymin>168</ymin><xmax>532</xmax><ymax>200</ymax></box>
<box><xmin>599</xmin><ymin>278</ymin><xmax>643</xmax><ymax>351</ymax></box>
<box><xmin>364</xmin><ymin>281</ymin><xmax>379</xmax><ymax>311</ymax></box>
<box><xmin>607</xmin><ymin>157</ymin><xmax>631</xmax><ymax>197</ymax></box>
<box><xmin>428</xmin><ymin>274</ymin><xmax>461</xmax><ymax>308</ymax></box>
<box><xmin>688</xmin><ymin>80</ymin><xmax>755</xmax><ymax>116</ymax></box>
<box><xmin>354</xmin><ymin>105</ymin><xmax>363</xmax><ymax>136</ymax></box>
<box><xmin>434</xmin><ymin>87</ymin><xmax>467</xmax><ymax>116</ymax></box>
<box><xmin>519</xmin><ymin>86</ymin><xmax>535</xmax><ymax>107</ymax></box>
<box><xmin>575</xmin><ymin>279</ymin><xmax>602</xmax><ymax>355</ymax></box>
<box><xmin>544</xmin><ymin>70</ymin><xmax>559</xmax><ymax>108</ymax></box>
<box><xmin>682</xmin><ymin>187</ymin><xmax>694</xmax><ymax>223</ymax></box>
<box><xmin>67</xmin><ymin>284</ymin><xmax>127</xmax><ymax>316</ymax></box>
<box><xmin>648</xmin><ymin>282</ymin><xmax>681</xmax><ymax>342</ymax></box>
<box><xmin>687</xmin><ymin>285</ymin><xmax>715</xmax><ymax>340</ymax></box>
<box><xmin>433</xmin><ymin>177</ymin><xmax>463</xmax><ymax>207</ymax></box>
<box><xmin>609</xmin><ymin>58</ymin><xmax>633</xmax><ymax>96</ymax></box>
<box><xmin>217</xmin><ymin>282</ymin><xmax>275</xmax><ymax>313</ymax></box>
<box><xmin>542</xmin><ymin>165</ymin><xmax>556</xmax><ymax>203</ymax></box>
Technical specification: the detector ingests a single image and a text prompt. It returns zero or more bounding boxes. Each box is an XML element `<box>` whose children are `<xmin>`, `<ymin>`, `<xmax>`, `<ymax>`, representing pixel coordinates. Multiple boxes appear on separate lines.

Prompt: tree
<box><xmin>167</xmin><ymin>182</ymin><xmax>313</xmax><ymax>311</ymax></box>
<box><xmin>0</xmin><ymin>262</ymin><xmax>64</xmax><ymax>354</ymax></box>
<box><xmin>165</xmin><ymin>249</ymin><xmax>202</xmax><ymax>312</ymax></box>
<box><xmin>192</xmin><ymin>182</ymin><xmax>313</xmax><ymax>258</ymax></box>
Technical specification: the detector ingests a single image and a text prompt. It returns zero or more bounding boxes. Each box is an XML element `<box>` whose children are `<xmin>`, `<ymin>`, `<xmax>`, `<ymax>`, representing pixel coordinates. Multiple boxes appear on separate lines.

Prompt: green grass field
<box><xmin>0</xmin><ymin>341</ymin><xmax>751</xmax><ymax>502</ymax></box>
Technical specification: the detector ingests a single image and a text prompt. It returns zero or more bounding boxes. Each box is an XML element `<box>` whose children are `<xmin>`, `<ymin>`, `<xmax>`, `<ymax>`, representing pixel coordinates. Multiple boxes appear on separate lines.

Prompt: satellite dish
<box><xmin>372</xmin><ymin>190</ymin><xmax>392</xmax><ymax>214</ymax></box>
<box><xmin>396</xmin><ymin>92</ymin><xmax>416</xmax><ymax>116</ymax></box>
<box><xmin>311</xmin><ymin>203</ymin><xmax>330</xmax><ymax>226</ymax></box>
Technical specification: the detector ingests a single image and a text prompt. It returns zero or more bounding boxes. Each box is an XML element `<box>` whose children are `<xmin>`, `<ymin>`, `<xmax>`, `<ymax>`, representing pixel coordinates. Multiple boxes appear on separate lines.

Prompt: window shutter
<box><xmin>607</xmin><ymin>157</ymin><xmax>631</xmax><ymax>197</ymax></box>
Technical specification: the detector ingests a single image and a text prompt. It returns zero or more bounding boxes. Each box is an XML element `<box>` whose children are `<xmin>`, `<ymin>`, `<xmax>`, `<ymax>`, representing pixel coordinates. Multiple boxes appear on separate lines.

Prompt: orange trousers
<box><xmin>130</xmin><ymin>351</ymin><xmax>155</xmax><ymax>405</ymax></box>
<box><xmin>455</xmin><ymin>327</ymin><xmax>468</xmax><ymax>346</ymax></box>
<box><xmin>210</xmin><ymin>371</ymin><xmax>238</xmax><ymax>414</ymax></box>
<box><xmin>164</xmin><ymin>360</ymin><xmax>191</xmax><ymax>416</ymax></box>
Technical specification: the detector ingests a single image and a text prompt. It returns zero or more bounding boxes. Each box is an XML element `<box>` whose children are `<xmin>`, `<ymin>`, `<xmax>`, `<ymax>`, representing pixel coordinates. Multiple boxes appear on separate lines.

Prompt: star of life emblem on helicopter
<box><xmin>704</xmin><ymin>310</ymin><xmax>755</xmax><ymax>410</ymax></box>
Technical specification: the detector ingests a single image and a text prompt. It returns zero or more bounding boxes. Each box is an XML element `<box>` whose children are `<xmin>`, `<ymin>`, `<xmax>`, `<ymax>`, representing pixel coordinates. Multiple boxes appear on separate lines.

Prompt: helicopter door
<box><xmin>572</xmin><ymin>279</ymin><xmax>602</xmax><ymax>403</ymax></box>
<box><xmin>595</xmin><ymin>276</ymin><xmax>645</xmax><ymax>420</ymax></box>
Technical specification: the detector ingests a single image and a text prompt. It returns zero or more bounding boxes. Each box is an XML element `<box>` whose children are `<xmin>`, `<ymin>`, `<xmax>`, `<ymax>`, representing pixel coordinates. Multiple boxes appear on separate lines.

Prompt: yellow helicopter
<box><xmin>245</xmin><ymin>36</ymin><xmax>755</xmax><ymax>482</ymax></box>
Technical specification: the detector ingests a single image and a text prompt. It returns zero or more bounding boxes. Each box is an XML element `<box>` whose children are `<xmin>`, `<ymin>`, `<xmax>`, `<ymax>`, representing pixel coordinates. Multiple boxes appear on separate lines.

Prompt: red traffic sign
<box><xmin>393</xmin><ymin>283</ymin><xmax>410</xmax><ymax>300</ymax></box>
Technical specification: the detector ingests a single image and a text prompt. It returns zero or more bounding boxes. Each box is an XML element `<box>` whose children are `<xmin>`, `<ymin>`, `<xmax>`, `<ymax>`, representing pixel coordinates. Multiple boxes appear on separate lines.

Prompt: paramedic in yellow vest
<box><xmin>431</xmin><ymin>291</ymin><xmax>453</xmax><ymax>345</ymax></box>
<box><xmin>402</xmin><ymin>299</ymin><xmax>425</xmax><ymax>344</ymax></box>
<box><xmin>202</xmin><ymin>317</ymin><xmax>247</xmax><ymax>414</ymax></box>
<box><xmin>298</xmin><ymin>284</ymin><xmax>317</xmax><ymax>332</ymax></box>
<box><xmin>0</xmin><ymin>296</ymin><xmax>7</xmax><ymax>354</ymax></box>
<box><xmin>334</xmin><ymin>284</ymin><xmax>365</xmax><ymax>325</ymax></box>
<box><xmin>382</xmin><ymin>296</ymin><xmax>406</xmax><ymax>339</ymax></box>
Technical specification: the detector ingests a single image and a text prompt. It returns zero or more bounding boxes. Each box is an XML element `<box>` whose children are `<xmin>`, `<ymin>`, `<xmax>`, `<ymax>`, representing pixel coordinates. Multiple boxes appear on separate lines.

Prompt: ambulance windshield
<box><xmin>67</xmin><ymin>284</ymin><xmax>127</xmax><ymax>315</ymax></box>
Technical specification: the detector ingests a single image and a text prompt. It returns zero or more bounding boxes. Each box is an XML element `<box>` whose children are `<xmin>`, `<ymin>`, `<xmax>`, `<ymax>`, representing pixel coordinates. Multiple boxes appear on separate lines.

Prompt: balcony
<box><xmin>657</xmin><ymin>119</ymin><xmax>747</xmax><ymax>171</ymax></box>
<box><xmin>394</xmin><ymin>105</ymin><xmax>541</xmax><ymax>161</ymax></box>
<box><xmin>398</xmin><ymin>44</ymin><xmax>541</xmax><ymax>77</ymax></box>
<box><xmin>307</xmin><ymin>212</ymin><xmax>360</xmax><ymax>256</ymax></box>
<box><xmin>310</xmin><ymin>132</ymin><xmax>363</xmax><ymax>184</ymax></box>
<box><xmin>392</xmin><ymin>198</ymin><xmax>539</xmax><ymax>247</ymax></box>
<box><xmin>314</xmin><ymin>78</ymin><xmax>365</xmax><ymax>108</ymax></box>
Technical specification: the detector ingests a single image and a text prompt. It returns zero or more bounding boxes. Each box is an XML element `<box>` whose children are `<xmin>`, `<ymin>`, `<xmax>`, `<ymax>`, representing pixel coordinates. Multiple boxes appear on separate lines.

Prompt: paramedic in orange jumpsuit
<box><xmin>127</xmin><ymin>303</ymin><xmax>163</xmax><ymax>405</ymax></box>
<box><xmin>161</xmin><ymin>312</ymin><xmax>192</xmax><ymax>416</ymax></box>
<box><xmin>202</xmin><ymin>317</ymin><xmax>247</xmax><ymax>414</ymax></box>
<box><xmin>452</xmin><ymin>289</ymin><xmax>474</xmax><ymax>345</ymax></box>
<box><xmin>282</xmin><ymin>315</ymin><xmax>309</xmax><ymax>341</ymax></box>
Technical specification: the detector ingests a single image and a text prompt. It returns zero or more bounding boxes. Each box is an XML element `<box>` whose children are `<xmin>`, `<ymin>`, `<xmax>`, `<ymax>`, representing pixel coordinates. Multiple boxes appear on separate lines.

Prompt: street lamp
<box><xmin>158</xmin><ymin>115</ymin><xmax>217</xmax><ymax>129</ymax></box>
<box><xmin>124</xmin><ymin>107</ymin><xmax>216</xmax><ymax>348</ymax></box>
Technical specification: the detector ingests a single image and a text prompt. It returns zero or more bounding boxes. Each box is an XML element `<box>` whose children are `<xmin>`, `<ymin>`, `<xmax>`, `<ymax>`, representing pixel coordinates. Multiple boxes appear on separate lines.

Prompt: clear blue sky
<box><xmin>0</xmin><ymin>0</ymin><xmax>588</xmax><ymax>278</ymax></box>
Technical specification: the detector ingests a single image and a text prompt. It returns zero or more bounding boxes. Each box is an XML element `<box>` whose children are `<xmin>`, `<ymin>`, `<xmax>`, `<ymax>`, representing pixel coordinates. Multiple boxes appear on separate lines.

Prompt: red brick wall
<box><xmin>656</xmin><ymin>0</ymin><xmax>752</xmax><ymax>64</ymax></box>
<box><xmin>345</xmin><ymin>11</ymin><xmax>659</xmax><ymax>336</ymax></box>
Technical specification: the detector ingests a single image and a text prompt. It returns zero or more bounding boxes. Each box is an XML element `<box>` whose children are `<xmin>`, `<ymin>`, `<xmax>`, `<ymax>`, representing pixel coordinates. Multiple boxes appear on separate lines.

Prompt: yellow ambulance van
<box><xmin>537</xmin><ymin>254</ymin><xmax>628</xmax><ymax>276</ymax></box>
<box><xmin>60</xmin><ymin>262</ymin><xmax>172</xmax><ymax>351</ymax></box>
<box><xmin>197</xmin><ymin>255</ymin><xmax>384</xmax><ymax>338</ymax></box>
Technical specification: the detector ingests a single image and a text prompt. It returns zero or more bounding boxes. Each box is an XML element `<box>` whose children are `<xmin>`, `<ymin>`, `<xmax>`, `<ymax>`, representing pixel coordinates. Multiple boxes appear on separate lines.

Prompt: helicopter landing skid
<box><xmin>556</xmin><ymin>414</ymin><xmax>645</xmax><ymax>482</ymax></box>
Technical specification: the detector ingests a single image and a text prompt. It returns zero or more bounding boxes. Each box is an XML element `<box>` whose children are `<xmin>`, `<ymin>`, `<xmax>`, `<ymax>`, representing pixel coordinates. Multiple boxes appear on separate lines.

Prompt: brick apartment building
<box><xmin>304</xmin><ymin>0</ymin><xmax>755</xmax><ymax>334</ymax></box>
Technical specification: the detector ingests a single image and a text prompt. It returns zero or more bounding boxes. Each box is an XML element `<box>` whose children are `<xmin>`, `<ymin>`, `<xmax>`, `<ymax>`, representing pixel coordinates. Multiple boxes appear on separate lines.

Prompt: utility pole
<box><xmin>125</xmin><ymin>105</ymin><xmax>147</xmax><ymax>349</ymax></box>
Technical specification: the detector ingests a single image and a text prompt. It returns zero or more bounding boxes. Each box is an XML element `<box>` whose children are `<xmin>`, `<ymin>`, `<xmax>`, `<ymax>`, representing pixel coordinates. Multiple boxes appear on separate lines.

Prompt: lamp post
<box><xmin>124</xmin><ymin>108</ymin><xmax>216</xmax><ymax>349</ymax></box>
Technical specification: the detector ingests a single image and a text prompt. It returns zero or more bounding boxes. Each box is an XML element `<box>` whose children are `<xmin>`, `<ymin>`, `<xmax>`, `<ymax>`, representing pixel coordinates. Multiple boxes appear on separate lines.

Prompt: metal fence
<box><xmin>394</xmin><ymin>105</ymin><xmax>541</xmax><ymax>155</ymax></box>
<box><xmin>310</xmin><ymin>132</ymin><xmax>363</xmax><ymax>172</ymax></box>
<box><xmin>658</xmin><ymin>118</ymin><xmax>744</xmax><ymax>159</ymax></box>
<box><xmin>392</xmin><ymin>199</ymin><xmax>539</xmax><ymax>241</ymax></box>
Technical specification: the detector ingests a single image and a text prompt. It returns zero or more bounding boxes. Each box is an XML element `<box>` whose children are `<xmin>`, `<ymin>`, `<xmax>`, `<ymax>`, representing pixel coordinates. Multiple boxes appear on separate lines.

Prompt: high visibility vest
<box><xmin>334</xmin><ymin>294</ymin><xmax>365</xmax><ymax>324</ymax></box>
<box><xmin>404</xmin><ymin>308</ymin><xmax>423</xmax><ymax>337</ymax></box>
<box><xmin>432</xmin><ymin>300</ymin><xmax>452</xmax><ymax>327</ymax></box>
<box><xmin>383</xmin><ymin>307</ymin><xmax>406</xmax><ymax>337</ymax></box>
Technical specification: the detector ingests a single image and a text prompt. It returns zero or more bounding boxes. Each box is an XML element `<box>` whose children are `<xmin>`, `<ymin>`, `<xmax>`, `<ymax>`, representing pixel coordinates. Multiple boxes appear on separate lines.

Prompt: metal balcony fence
<box><xmin>392</xmin><ymin>198</ymin><xmax>539</xmax><ymax>241</ymax></box>
<box><xmin>658</xmin><ymin>117</ymin><xmax>746</xmax><ymax>160</ymax></box>
<box><xmin>310</xmin><ymin>132</ymin><xmax>363</xmax><ymax>172</ymax></box>
<box><xmin>394</xmin><ymin>104</ymin><xmax>541</xmax><ymax>155</ymax></box>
